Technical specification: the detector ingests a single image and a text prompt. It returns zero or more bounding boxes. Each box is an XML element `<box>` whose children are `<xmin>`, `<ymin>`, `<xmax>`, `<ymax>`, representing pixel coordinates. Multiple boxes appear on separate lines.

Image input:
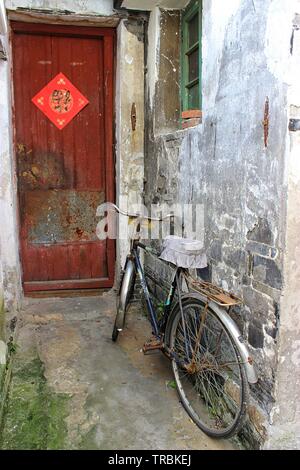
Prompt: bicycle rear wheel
<box><xmin>168</xmin><ymin>298</ymin><xmax>248</xmax><ymax>438</ymax></box>
<box><xmin>112</xmin><ymin>257</ymin><xmax>136</xmax><ymax>342</ymax></box>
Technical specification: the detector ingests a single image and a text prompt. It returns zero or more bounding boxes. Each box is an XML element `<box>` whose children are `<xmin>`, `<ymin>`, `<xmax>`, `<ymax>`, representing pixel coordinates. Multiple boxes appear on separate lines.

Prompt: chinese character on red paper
<box><xmin>31</xmin><ymin>73</ymin><xmax>89</xmax><ymax>130</ymax></box>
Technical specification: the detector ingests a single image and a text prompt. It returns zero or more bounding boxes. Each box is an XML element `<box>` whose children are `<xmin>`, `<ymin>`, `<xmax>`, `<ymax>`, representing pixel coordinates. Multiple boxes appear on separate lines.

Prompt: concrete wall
<box><xmin>144</xmin><ymin>0</ymin><xmax>299</xmax><ymax>447</ymax></box>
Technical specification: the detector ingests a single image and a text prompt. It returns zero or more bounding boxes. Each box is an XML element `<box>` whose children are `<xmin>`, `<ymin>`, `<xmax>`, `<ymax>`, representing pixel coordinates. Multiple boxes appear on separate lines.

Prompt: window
<box><xmin>181</xmin><ymin>0</ymin><xmax>202</xmax><ymax>112</ymax></box>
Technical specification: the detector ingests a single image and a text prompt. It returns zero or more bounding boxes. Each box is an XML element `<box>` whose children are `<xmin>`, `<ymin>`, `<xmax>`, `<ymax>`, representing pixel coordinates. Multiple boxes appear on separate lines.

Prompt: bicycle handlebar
<box><xmin>100</xmin><ymin>202</ymin><xmax>174</xmax><ymax>222</ymax></box>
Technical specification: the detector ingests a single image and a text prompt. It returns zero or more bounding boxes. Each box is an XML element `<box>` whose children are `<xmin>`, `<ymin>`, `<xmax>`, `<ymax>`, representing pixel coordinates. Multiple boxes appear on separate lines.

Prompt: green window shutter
<box><xmin>181</xmin><ymin>0</ymin><xmax>202</xmax><ymax>112</ymax></box>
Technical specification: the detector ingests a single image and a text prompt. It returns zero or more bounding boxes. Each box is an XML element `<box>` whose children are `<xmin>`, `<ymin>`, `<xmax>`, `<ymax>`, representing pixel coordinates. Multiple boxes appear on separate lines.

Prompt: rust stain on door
<box><xmin>25</xmin><ymin>190</ymin><xmax>105</xmax><ymax>244</ymax></box>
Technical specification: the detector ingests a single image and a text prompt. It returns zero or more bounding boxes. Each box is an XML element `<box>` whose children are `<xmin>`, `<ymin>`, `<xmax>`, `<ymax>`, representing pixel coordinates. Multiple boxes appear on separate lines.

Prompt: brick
<box><xmin>181</xmin><ymin>109</ymin><xmax>202</xmax><ymax>119</ymax></box>
<box><xmin>182</xmin><ymin>118</ymin><xmax>201</xmax><ymax>129</ymax></box>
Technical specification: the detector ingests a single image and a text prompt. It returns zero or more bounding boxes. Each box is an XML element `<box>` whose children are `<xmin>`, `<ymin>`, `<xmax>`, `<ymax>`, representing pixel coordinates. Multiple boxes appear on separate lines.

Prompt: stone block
<box><xmin>248</xmin><ymin>322</ymin><xmax>264</xmax><ymax>349</ymax></box>
<box><xmin>247</xmin><ymin>403</ymin><xmax>268</xmax><ymax>441</ymax></box>
<box><xmin>209</xmin><ymin>239</ymin><xmax>222</xmax><ymax>262</ymax></box>
<box><xmin>250</xmin><ymin>376</ymin><xmax>275</xmax><ymax>413</ymax></box>
<box><xmin>264</xmin><ymin>325</ymin><xmax>278</xmax><ymax>340</ymax></box>
<box><xmin>196</xmin><ymin>265</ymin><xmax>211</xmax><ymax>282</ymax></box>
<box><xmin>252</xmin><ymin>255</ymin><xmax>282</xmax><ymax>289</ymax></box>
<box><xmin>246</xmin><ymin>241</ymin><xmax>276</xmax><ymax>258</ymax></box>
<box><xmin>247</xmin><ymin>218</ymin><xmax>273</xmax><ymax>245</ymax></box>
<box><xmin>252</xmin><ymin>280</ymin><xmax>281</xmax><ymax>302</ymax></box>
<box><xmin>224</xmin><ymin>248</ymin><xmax>246</xmax><ymax>271</ymax></box>
<box><xmin>242</xmin><ymin>285</ymin><xmax>275</xmax><ymax>320</ymax></box>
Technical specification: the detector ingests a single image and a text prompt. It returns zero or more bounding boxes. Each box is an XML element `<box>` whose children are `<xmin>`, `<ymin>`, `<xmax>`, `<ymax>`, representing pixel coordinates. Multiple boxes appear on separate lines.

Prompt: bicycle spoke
<box><xmin>171</xmin><ymin>301</ymin><xmax>247</xmax><ymax>436</ymax></box>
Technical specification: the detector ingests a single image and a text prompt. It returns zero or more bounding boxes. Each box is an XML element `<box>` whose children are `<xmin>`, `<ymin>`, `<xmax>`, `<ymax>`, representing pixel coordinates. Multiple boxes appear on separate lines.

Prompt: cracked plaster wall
<box><xmin>115</xmin><ymin>18</ymin><xmax>145</xmax><ymax>268</ymax></box>
<box><xmin>144</xmin><ymin>0</ymin><xmax>299</xmax><ymax>448</ymax></box>
<box><xmin>0</xmin><ymin>3</ymin><xmax>22</xmax><ymax>313</ymax></box>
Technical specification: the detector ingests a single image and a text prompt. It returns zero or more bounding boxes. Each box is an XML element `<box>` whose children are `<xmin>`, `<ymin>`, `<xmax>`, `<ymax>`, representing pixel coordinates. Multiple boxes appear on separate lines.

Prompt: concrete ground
<box><xmin>0</xmin><ymin>292</ymin><xmax>239</xmax><ymax>450</ymax></box>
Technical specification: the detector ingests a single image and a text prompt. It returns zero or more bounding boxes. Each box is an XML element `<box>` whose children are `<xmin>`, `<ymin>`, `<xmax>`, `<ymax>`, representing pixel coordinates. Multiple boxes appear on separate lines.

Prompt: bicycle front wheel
<box><xmin>168</xmin><ymin>298</ymin><xmax>248</xmax><ymax>438</ymax></box>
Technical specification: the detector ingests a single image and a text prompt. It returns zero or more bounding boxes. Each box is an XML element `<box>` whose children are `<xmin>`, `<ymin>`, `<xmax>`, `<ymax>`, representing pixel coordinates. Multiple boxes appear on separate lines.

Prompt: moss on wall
<box><xmin>0</xmin><ymin>293</ymin><xmax>4</xmax><ymax>341</ymax></box>
<box><xmin>0</xmin><ymin>292</ymin><xmax>6</xmax><ymax>411</ymax></box>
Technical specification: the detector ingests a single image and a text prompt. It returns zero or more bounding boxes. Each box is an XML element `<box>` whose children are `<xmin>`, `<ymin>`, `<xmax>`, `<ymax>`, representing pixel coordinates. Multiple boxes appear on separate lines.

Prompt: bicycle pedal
<box><xmin>143</xmin><ymin>337</ymin><xmax>164</xmax><ymax>354</ymax></box>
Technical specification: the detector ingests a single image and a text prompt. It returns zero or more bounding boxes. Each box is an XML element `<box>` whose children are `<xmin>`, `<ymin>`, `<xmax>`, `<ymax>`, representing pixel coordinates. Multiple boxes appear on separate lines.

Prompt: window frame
<box><xmin>181</xmin><ymin>0</ymin><xmax>202</xmax><ymax>112</ymax></box>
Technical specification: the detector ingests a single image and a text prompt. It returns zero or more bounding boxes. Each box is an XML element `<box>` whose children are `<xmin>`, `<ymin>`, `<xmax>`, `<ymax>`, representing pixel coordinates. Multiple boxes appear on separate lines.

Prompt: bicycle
<box><xmin>110</xmin><ymin>204</ymin><xmax>258</xmax><ymax>438</ymax></box>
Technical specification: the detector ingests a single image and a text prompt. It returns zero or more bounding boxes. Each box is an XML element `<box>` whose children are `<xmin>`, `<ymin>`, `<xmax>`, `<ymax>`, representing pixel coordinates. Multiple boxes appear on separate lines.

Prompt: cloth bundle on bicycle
<box><xmin>159</xmin><ymin>236</ymin><xmax>207</xmax><ymax>268</ymax></box>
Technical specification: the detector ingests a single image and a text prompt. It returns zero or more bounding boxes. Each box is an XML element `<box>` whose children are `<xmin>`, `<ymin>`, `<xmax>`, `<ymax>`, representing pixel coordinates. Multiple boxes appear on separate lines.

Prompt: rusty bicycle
<box><xmin>110</xmin><ymin>204</ymin><xmax>257</xmax><ymax>438</ymax></box>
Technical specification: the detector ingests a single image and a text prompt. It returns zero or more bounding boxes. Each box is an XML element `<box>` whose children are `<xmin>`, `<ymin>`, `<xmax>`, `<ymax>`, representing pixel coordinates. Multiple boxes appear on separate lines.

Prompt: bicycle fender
<box><xmin>116</xmin><ymin>258</ymin><xmax>135</xmax><ymax>330</ymax></box>
<box><xmin>165</xmin><ymin>293</ymin><xmax>258</xmax><ymax>384</ymax></box>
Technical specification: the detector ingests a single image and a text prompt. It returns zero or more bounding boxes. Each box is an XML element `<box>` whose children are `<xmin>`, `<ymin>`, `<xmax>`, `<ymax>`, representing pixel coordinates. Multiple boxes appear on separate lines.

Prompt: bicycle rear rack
<box><xmin>185</xmin><ymin>275</ymin><xmax>243</xmax><ymax>307</ymax></box>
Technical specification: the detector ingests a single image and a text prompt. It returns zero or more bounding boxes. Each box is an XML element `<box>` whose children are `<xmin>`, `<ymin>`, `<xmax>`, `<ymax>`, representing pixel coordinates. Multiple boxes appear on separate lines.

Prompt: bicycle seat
<box><xmin>159</xmin><ymin>236</ymin><xmax>207</xmax><ymax>269</ymax></box>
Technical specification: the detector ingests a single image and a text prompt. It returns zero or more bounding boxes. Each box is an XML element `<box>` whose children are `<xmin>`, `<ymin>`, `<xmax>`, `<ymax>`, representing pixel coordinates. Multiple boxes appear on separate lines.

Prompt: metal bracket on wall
<box><xmin>131</xmin><ymin>102</ymin><xmax>137</xmax><ymax>131</ymax></box>
<box><xmin>263</xmin><ymin>97</ymin><xmax>269</xmax><ymax>148</ymax></box>
<box><xmin>289</xmin><ymin>119</ymin><xmax>300</xmax><ymax>132</ymax></box>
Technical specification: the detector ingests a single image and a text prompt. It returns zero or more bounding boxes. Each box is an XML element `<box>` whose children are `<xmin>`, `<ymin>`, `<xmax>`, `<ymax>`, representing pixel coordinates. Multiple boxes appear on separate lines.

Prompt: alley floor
<box><xmin>0</xmin><ymin>292</ymin><xmax>239</xmax><ymax>450</ymax></box>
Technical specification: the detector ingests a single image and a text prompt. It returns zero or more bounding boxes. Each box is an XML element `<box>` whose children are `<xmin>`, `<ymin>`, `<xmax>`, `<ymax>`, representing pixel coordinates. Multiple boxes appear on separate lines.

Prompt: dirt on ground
<box><xmin>0</xmin><ymin>292</ymin><xmax>239</xmax><ymax>450</ymax></box>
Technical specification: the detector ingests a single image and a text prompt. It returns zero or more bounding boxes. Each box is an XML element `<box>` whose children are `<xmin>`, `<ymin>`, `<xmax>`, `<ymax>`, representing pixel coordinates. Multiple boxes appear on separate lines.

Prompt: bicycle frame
<box><xmin>121</xmin><ymin>240</ymin><xmax>258</xmax><ymax>384</ymax></box>
<box><xmin>131</xmin><ymin>240</ymin><xmax>181</xmax><ymax>339</ymax></box>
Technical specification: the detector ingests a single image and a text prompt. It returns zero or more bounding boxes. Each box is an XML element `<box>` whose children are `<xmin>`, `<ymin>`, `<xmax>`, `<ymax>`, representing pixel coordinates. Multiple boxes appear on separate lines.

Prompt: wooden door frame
<box><xmin>10</xmin><ymin>21</ymin><xmax>116</xmax><ymax>291</ymax></box>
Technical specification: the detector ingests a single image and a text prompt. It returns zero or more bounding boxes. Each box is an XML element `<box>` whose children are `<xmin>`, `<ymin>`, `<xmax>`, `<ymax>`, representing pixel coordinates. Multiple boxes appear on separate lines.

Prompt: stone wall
<box><xmin>144</xmin><ymin>0</ymin><xmax>298</xmax><ymax>447</ymax></box>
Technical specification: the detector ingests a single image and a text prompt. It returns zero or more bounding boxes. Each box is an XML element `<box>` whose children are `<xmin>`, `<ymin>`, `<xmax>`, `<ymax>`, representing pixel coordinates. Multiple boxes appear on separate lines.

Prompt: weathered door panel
<box><xmin>11</xmin><ymin>23</ymin><xmax>115</xmax><ymax>292</ymax></box>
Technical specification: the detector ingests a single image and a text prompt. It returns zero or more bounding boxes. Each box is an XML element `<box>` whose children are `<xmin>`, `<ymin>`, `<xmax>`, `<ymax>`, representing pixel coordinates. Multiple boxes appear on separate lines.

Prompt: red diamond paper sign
<box><xmin>31</xmin><ymin>72</ymin><xmax>89</xmax><ymax>130</ymax></box>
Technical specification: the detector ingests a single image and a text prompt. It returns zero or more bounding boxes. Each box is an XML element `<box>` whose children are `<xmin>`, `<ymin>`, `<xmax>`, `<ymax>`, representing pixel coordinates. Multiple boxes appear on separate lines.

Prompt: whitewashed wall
<box><xmin>0</xmin><ymin>2</ymin><xmax>22</xmax><ymax>311</ymax></box>
<box><xmin>5</xmin><ymin>0</ymin><xmax>114</xmax><ymax>15</ymax></box>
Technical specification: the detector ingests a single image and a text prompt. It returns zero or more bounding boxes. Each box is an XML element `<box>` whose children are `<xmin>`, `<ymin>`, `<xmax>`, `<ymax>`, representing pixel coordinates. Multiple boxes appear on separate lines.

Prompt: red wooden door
<box><xmin>11</xmin><ymin>23</ymin><xmax>115</xmax><ymax>292</ymax></box>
